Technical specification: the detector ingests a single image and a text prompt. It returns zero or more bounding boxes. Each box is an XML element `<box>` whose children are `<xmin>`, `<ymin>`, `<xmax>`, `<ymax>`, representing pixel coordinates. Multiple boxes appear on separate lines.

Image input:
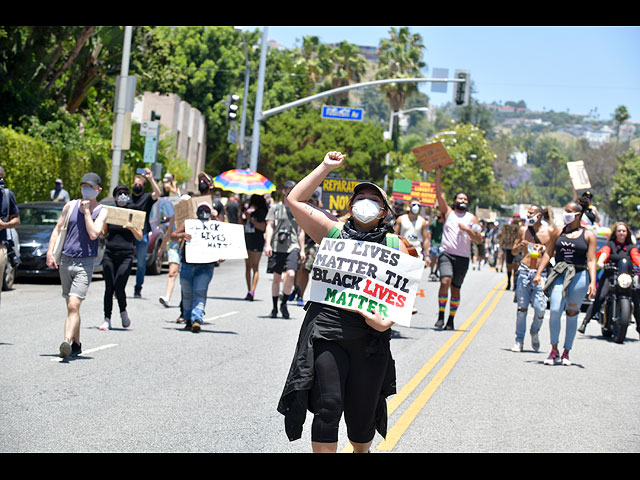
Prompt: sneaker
<box><xmin>70</xmin><ymin>342</ymin><xmax>82</xmax><ymax>357</ymax></box>
<box><xmin>511</xmin><ymin>342</ymin><xmax>523</xmax><ymax>352</ymax></box>
<box><xmin>296</xmin><ymin>296</ymin><xmax>304</xmax><ymax>307</ymax></box>
<box><xmin>245</xmin><ymin>292</ymin><xmax>254</xmax><ymax>301</ymax></box>
<box><xmin>544</xmin><ymin>350</ymin><xmax>560</xmax><ymax>365</ymax></box>
<box><xmin>159</xmin><ymin>296</ymin><xmax>170</xmax><ymax>307</ymax></box>
<box><xmin>59</xmin><ymin>341</ymin><xmax>72</xmax><ymax>359</ymax></box>
<box><xmin>445</xmin><ymin>316</ymin><xmax>455</xmax><ymax>330</ymax></box>
<box><xmin>280</xmin><ymin>302</ymin><xmax>290</xmax><ymax>319</ymax></box>
<box><xmin>134</xmin><ymin>286</ymin><xmax>142</xmax><ymax>298</ymax></box>
<box><xmin>184</xmin><ymin>322</ymin><xmax>192</xmax><ymax>331</ymax></box>
<box><xmin>270</xmin><ymin>309</ymin><xmax>278</xmax><ymax>318</ymax></box>
<box><xmin>435</xmin><ymin>317</ymin><xmax>445</xmax><ymax>329</ymax></box>
<box><xmin>99</xmin><ymin>318</ymin><xmax>111</xmax><ymax>331</ymax></box>
<box><xmin>530</xmin><ymin>332</ymin><xmax>540</xmax><ymax>352</ymax></box>
<box><xmin>121</xmin><ymin>311</ymin><xmax>131</xmax><ymax>328</ymax></box>
<box><xmin>561</xmin><ymin>350</ymin><xmax>572</xmax><ymax>366</ymax></box>
<box><xmin>578</xmin><ymin>320</ymin><xmax>588</xmax><ymax>334</ymax></box>
<box><xmin>191</xmin><ymin>321</ymin><xmax>201</xmax><ymax>333</ymax></box>
<box><xmin>176</xmin><ymin>316</ymin><xmax>184</xmax><ymax>324</ymax></box>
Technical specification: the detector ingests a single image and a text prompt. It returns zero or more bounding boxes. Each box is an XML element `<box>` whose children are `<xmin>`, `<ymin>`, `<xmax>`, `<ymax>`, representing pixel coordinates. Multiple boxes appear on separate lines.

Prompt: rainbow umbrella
<box><xmin>213</xmin><ymin>168</ymin><xmax>276</xmax><ymax>195</ymax></box>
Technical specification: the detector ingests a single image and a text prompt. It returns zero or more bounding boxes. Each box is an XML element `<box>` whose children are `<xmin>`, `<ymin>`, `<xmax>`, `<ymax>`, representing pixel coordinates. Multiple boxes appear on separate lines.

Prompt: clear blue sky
<box><xmin>240</xmin><ymin>26</ymin><xmax>640</xmax><ymax>121</ymax></box>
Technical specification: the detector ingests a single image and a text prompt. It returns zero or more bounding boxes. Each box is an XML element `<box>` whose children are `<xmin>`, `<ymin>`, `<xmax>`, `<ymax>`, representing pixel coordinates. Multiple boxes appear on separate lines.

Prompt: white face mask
<box><xmin>563</xmin><ymin>211</ymin><xmax>578</xmax><ymax>224</ymax></box>
<box><xmin>526</xmin><ymin>214</ymin><xmax>539</xmax><ymax>226</ymax></box>
<box><xmin>410</xmin><ymin>204</ymin><xmax>420</xmax><ymax>214</ymax></box>
<box><xmin>351</xmin><ymin>199</ymin><xmax>382</xmax><ymax>224</ymax></box>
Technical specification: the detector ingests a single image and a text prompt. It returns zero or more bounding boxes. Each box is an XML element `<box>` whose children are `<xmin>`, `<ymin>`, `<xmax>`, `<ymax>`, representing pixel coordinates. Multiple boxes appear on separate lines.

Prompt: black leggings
<box><xmin>310</xmin><ymin>337</ymin><xmax>390</xmax><ymax>444</ymax></box>
<box><xmin>103</xmin><ymin>250</ymin><xmax>133</xmax><ymax>318</ymax></box>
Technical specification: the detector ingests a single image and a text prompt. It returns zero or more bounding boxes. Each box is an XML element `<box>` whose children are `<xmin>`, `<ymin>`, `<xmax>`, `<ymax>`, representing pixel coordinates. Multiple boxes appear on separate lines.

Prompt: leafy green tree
<box><xmin>610</xmin><ymin>149</ymin><xmax>640</xmax><ymax>224</ymax></box>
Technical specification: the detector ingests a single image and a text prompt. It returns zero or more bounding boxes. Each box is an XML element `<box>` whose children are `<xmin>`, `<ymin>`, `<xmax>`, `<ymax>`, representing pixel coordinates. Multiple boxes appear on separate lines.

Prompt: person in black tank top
<box><xmin>277</xmin><ymin>151</ymin><xmax>411</xmax><ymax>453</ymax></box>
<box><xmin>534</xmin><ymin>198</ymin><xmax>596</xmax><ymax>366</ymax></box>
<box><xmin>99</xmin><ymin>185</ymin><xmax>142</xmax><ymax>331</ymax></box>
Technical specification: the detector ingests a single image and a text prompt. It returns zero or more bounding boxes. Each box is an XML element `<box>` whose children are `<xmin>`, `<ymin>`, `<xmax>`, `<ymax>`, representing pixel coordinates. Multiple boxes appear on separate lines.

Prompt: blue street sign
<box><xmin>321</xmin><ymin>105</ymin><xmax>364</xmax><ymax>121</ymax></box>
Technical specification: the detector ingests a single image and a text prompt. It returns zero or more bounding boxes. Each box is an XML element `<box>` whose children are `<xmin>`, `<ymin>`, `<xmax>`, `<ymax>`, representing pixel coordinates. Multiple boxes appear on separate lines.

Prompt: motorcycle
<box><xmin>598</xmin><ymin>257</ymin><xmax>638</xmax><ymax>343</ymax></box>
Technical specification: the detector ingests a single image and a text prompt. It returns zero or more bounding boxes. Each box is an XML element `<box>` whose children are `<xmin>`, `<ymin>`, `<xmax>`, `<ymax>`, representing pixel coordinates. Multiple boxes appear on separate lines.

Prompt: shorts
<box><xmin>167</xmin><ymin>241</ymin><xmax>181</xmax><ymax>264</ymax></box>
<box><xmin>245</xmin><ymin>232</ymin><xmax>265</xmax><ymax>252</ymax></box>
<box><xmin>60</xmin><ymin>255</ymin><xmax>95</xmax><ymax>300</ymax></box>
<box><xmin>267</xmin><ymin>250</ymin><xmax>300</xmax><ymax>274</ymax></box>
<box><xmin>437</xmin><ymin>251</ymin><xmax>470</xmax><ymax>289</ymax></box>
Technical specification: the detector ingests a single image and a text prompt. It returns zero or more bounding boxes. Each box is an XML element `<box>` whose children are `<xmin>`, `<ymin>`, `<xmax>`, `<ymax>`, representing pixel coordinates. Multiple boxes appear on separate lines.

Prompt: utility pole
<box><xmin>110</xmin><ymin>26</ymin><xmax>133</xmax><ymax>194</ymax></box>
<box><xmin>249</xmin><ymin>27</ymin><xmax>268</xmax><ymax>173</ymax></box>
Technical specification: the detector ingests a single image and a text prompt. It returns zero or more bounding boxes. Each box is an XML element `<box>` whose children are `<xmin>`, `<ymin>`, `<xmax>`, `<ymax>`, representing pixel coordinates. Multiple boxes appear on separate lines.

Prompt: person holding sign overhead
<box><xmin>98</xmin><ymin>185</ymin><xmax>143</xmax><ymax>331</ymax></box>
<box><xmin>433</xmin><ymin>166</ymin><xmax>483</xmax><ymax>331</ymax></box>
<box><xmin>277</xmin><ymin>151</ymin><xmax>410</xmax><ymax>454</ymax></box>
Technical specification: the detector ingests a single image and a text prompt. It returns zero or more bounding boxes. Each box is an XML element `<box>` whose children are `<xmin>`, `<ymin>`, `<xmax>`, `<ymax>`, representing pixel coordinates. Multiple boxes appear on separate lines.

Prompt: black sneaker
<box><xmin>445</xmin><ymin>316</ymin><xmax>455</xmax><ymax>330</ymax></box>
<box><xmin>435</xmin><ymin>316</ymin><xmax>445</xmax><ymax>329</ymax></box>
<box><xmin>270</xmin><ymin>309</ymin><xmax>278</xmax><ymax>318</ymax></box>
<box><xmin>280</xmin><ymin>302</ymin><xmax>290</xmax><ymax>319</ymax></box>
<box><xmin>134</xmin><ymin>286</ymin><xmax>142</xmax><ymax>298</ymax></box>
<box><xmin>70</xmin><ymin>342</ymin><xmax>82</xmax><ymax>357</ymax></box>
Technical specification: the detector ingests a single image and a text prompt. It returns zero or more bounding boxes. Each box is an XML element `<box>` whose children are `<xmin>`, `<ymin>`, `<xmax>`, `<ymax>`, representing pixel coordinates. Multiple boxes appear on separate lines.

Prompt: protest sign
<box><xmin>184</xmin><ymin>219</ymin><xmax>247</xmax><ymax>263</ymax></box>
<box><xmin>308</xmin><ymin>237</ymin><xmax>425</xmax><ymax>327</ymax></box>
<box><xmin>411</xmin><ymin>141</ymin><xmax>454</xmax><ymax>172</ymax></box>
<box><xmin>391</xmin><ymin>179</ymin><xmax>436</xmax><ymax>206</ymax></box>
<box><xmin>104</xmin><ymin>205</ymin><xmax>146</xmax><ymax>230</ymax></box>
<box><xmin>321</xmin><ymin>177</ymin><xmax>363</xmax><ymax>213</ymax></box>
<box><xmin>566</xmin><ymin>161</ymin><xmax>591</xmax><ymax>190</ymax></box>
<box><xmin>174</xmin><ymin>195</ymin><xmax>214</xmax><ymax>227</ymax></box>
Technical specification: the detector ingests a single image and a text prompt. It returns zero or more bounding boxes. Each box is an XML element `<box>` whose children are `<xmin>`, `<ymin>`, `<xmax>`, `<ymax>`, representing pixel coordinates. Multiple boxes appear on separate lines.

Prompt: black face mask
<box><xmin>454</xmin><ymin>202</ymin><xmax>468</xmax><ymax>212</ymax></box>
<box><xmin>132</xmin><ymin>184</ymin><xmax>143</xmax><ymax>195</ymax></box>
<box><xmin>198</xmin><ymin>181</ymin><xmax>210</xmax><ymax>194</ymax></box>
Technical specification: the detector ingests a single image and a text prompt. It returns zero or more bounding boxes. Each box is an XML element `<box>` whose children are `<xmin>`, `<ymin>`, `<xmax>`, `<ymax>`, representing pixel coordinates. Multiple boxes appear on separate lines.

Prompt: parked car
<box><xmin>14</xmin><ymin>202</ymin><xmax>104</xmax><ymax>280</ymax></box>
<box><xmin>99</xmin><ymin>196</ymin><xmax>173</xmax><ymax>275</ymax></box>
<box><xmin>2</xmin><ymin>227</ymin><xmax>21</xmax><ymax>290</ymax></box>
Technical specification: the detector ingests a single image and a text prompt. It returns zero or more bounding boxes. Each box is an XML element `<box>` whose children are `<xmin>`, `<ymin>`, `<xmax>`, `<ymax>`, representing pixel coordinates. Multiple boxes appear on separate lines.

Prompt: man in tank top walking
<box><xmin>434</xmin><ymin>167</ymin><xmax>483</xmax><ymax>330</ymax></box>
<box><xmin>46</xmin><ymin>173</ymin><xmax>108</xmax><ymax>359</ymax></box>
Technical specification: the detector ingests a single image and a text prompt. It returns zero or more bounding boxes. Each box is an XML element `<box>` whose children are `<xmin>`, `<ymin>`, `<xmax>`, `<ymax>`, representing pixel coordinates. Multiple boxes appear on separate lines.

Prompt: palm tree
<box><xmin>326</xmin><ymin>41</ymin><xmax>367</xmax><ymax>105</ymax></box>
<box><xmin>614</xmin><ymin>105</ymin><xmax>630</xmax><ymax>152</ymax></box>
<box><xmin>293</xmin><ymin>35</ymin><xmax>333</xmax><ymax>95</ymax></box>
<box><xmin>376</xmin><ymin>27</ymin><xmax>426</xmax><ymax>114</ymax></box>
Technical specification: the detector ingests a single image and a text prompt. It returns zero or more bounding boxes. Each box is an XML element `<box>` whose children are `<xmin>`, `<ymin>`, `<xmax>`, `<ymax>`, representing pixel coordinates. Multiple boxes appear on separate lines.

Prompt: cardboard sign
<box><xmin>184</xmin><ymin>219</ymin><xmax>247</xmax><ymax>263</ymax></box>
<box><xmin>321</xmin><ymin>177</ymin><xmax>364</xmax><ymax>212</ymax></box>
<box><xmin>308</xmin><ymin>237</ymin><xmax>425</xmax><ymax>327</ymax></box>
<box><xmin>104</xmin><ymin>205</ymin><xmax>146</xmax><ymax>230</ymax></box>
<box><xmin>174</xmin><ymin>195</ymin><xmax>214</xmax><ymax>227</ymax></box>
<box><xmin>411</xmin><ymin>141</ymin><xmax>454</xmax><ymax>172</ymax></box>
<box><xmin>567</xmin><ymin>161</ymin><xmax>591</xmax><ymax>190</ymax></box>
<box><xmin>391</xmin><ymin>179</ymin><xmax>436</xmax><ymax>206</ymax></box>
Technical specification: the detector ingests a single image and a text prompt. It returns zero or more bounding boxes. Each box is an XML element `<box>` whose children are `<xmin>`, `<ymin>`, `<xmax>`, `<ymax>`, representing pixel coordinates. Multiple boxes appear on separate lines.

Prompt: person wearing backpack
<box><xmin>277</xmin><ymin>151</ymin><xmax>410</xmax><ymax>454</ymax></box>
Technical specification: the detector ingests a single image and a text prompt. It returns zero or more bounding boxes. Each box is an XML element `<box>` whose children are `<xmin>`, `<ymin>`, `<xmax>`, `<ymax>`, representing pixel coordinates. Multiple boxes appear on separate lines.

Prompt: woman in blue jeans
<box><xmin>171</xmin><ymin>202</ymin><xmax>217</xmax><ymax>332</ymax></box>
<box><xmin>534</xmin><ymin>197</ymin><xmax>596</xmax><ymax>366</ymax></box>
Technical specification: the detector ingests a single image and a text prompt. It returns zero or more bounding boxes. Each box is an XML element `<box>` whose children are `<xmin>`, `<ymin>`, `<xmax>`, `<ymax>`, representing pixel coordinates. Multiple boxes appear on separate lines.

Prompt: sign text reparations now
<box><xmin>309</xmin><ymin>238</ymin><xmax>425</xmax><ymax>327</ymax></box>
<box><xmin>184</xmin><ymin>219</ymin><xmax>248</xmax><ymax>263</ymax></box>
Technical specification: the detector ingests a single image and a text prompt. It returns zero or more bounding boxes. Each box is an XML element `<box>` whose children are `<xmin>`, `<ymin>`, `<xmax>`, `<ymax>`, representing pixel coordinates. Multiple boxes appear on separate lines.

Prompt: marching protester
<box><xmin>46</xmin><ymin>173</ymin><xmax>108</xmax><ymax>359</ymax></box>
<box><xmin>50</xmin><ymin>178</ymin><xmax>70</xmax><ymax>203</ymax></box>
<box><xmin>99</xmin><ymin>185</ymin><xmax>142</xmax><ymax>331</ymax></box>
<box><xmin>433</xmin><ymin>166</ymin><xmax>483</xmax><ymax>330</ymax></box>
<box><xmin>242</xmin><ymin>193</ymin><xmax>268</xmax><ymax>301</ymax></box>
<box><xmin>264</xmin><ymin>180</ymin><xmax>306</xmax><ymax>319</ymax></box>
<box><xmin>0</xmin><ymin>166</ymin><xmax>20</xmax><ymax>304</ymax></box>
<box><xmin>394</xmin><ymin>198</ymin><xmax>430</xmax><ymax>267</ymax></box>
<box><xmin>158</xmin><ymin>201</ymin><xmax>180</xmax><ymax>308</ymax></box>
<box><xmin>277</xmin><ymin>151</ymin><xmax>410</xmax><ymax>454</ymax></box>
<box><xmin>428</xmin><ymin>209</ymin><xmax>443</xmax><ymax>281</ymax></box>
<box><xmin>509</xmin><ymin>205</ymin><xmax>553</xmax><ymax>352</ymax></box>
<box><xmin>130</xmin><ymin>167</ymin><xmax>162</xmax><ymax>298</ymax></box>
<box><xmin>171</xmin><ymin>201</ymin><xmax>218</xmax><ymax>332</ymax></box>
<box><xmin>533</xmin><ymin>197</ymin><xmax>597</xmax><ymax>366</ymax></box>
<box><xmin>578</xmin><ymin>221</ymin><xmax>640</xmax><ymax>334</ymax></box>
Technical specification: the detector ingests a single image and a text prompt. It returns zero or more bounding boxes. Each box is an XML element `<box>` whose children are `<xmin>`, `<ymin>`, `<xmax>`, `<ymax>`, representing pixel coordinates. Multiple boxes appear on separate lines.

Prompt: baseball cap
<box><xmin>197</xmin><ymin>172</ymin><xmax>212</xmax><ymax>185</ymax></box>
<box><xmin>352</xmin><ymin>181</ymin><xmax>392</xmax><ymax>212</ymax></box>
<box><xmin>81</xmin><ymin>172</ymin><xmax>102</xmax><ymax>187</ymax></box>
<box><xmin>283</xmin><ymin>180</ymin><xmax>297</xmax><ymax>190</ymax></box>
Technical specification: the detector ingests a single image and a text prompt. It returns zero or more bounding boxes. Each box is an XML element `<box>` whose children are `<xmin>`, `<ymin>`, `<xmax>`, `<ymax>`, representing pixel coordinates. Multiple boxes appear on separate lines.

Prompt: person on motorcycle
<box><xmin>578</xmin><ymin>221</ymin><xmax>640</xmax><ymax>334</ymax></box>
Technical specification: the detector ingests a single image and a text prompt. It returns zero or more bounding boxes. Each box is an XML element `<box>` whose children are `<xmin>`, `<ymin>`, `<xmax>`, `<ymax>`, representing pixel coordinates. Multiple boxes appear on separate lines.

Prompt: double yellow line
<box><xmin>341</xmin><ymin>277</ymin><xmax>508</xmax><ymax>453</ymax></box>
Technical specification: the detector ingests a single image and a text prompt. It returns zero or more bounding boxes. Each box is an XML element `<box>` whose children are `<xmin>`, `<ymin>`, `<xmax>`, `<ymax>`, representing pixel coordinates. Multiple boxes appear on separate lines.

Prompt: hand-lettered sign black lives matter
<box><xmin>309</xmin><ymin>238</ymin><xmax>425</xmax><ymax>327</ymax></box>
<box><xmin>184</xmin><ymin>219</ymin><xmax>247</xmax><ymax>263</ymax></box>
<box><xmin>321</xmin><ymin>178</ymin><xmax>365</xmax><ymax>213</ymax></box>
<box><xmin>411</xmin><ymin>141</ymin><xmax>454</xmax><ymax>172</ymax></box>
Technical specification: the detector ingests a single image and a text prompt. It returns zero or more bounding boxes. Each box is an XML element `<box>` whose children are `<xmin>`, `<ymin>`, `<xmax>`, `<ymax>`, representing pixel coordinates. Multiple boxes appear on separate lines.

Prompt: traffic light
<box><xmin>453</xmin><ymin>70</ymin><xmax>470</xmax><ymax>106</ymax></box>
<box><xmin>227</xmin><ymin>94</ymin><xmax>240</xmax><ymax>121</ymax></box>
